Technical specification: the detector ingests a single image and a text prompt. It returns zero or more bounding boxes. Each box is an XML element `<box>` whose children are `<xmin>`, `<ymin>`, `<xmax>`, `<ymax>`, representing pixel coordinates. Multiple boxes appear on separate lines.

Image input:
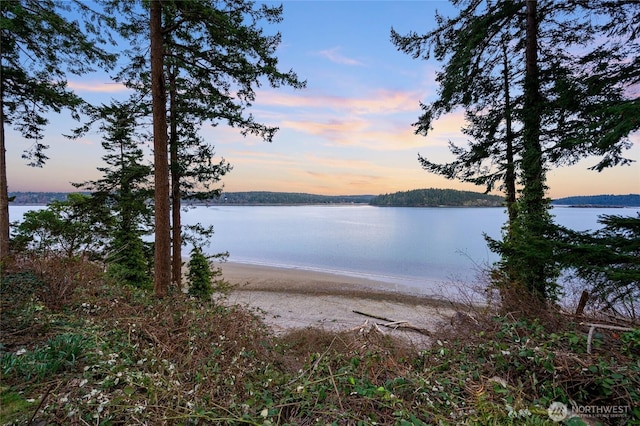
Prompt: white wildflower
<box><xmin>489</xmin><ymin>376</ymin><xmax>508</xmax><ymax>387</ymax></box>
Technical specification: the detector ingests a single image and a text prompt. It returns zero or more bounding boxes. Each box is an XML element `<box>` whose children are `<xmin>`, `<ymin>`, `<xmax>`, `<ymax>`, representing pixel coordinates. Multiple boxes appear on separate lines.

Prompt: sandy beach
<box><xmin>219</xmin><ymin>262</ymin><xmax>459</xmax><ymax>345</ymax></box>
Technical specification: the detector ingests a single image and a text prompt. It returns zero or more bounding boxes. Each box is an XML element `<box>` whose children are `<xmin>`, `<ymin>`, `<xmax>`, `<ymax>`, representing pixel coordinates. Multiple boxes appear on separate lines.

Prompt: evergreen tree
<box><xmin>392</xmin><ymin>0</ymin><xmax>639</xmax><ymax>302</ymax></box>
<box><xmin>0</xmin><ymin>0</ymin><xmax>116</xmax><ymax>262</ymax></box>
<box><xmin>186</xmin><ymin>247</ymin><xmax>213</xmax><ymax>300</ymax></box>
<box><xmin>105</xmin><ymin>0</ymin><xmax>305</xmax><ymax>296</ymax></box>
<box><xmin>149</xmin><ymin>0</ymin><xmax>171</xmax><ymax>297</ymax></box>
<box><xmin>73</xmin><ymin>101</ymin><xmax>153</xmax><ymax>289</ymax></box>
<box><xmin>557</xmin><ymin>214</ymin><xmax>640</xmax><ymax>318</ymax></box>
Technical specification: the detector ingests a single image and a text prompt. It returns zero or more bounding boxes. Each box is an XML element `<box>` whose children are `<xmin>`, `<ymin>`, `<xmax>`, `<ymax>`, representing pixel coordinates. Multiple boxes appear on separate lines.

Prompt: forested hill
<box><xmin>203</xmin><ymin>192</ymin><xmax>375</xmax><ymax>205</ymax></box>
<box><xmin>369</xmin><ymin>188</ymin><xmax>503</xmax><ymax>207</ymax></box>
<box><xmin>15</xmin><ymin>191</ymin><xmax>639</xmax><ymax>207</ymax></box>
<box><xmin>9</xmin><ymin>191</ymin><xmax>375</xmax><ymax>205</ymax></box>
<box><xmin>9</xmin><ymin>192</ymin><xmax>86</xmax><ymax>205</ymax></box>
<box><xmin>552</xmin><ymin>194</ymin><xmax>640</xmax><ymax>207</ymax></box>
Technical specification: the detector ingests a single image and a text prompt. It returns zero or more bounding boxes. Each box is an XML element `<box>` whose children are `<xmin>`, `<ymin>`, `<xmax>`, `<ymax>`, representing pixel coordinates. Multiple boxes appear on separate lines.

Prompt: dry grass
<box><xmin>1</xmin><ymin>255</ymin><xmax>638</xmax><ymax>425</ymax></box>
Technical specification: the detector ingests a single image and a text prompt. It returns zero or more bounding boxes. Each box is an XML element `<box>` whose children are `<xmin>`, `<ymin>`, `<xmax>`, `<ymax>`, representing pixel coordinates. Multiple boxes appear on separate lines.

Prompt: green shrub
<box><xmin>187</xmin><ymin>247</ymin><xmax>212</xmax><ymax>300</ymax></box>
<box><xmin>620</xmin><ymin>329</ymin><xmax>640</xmax><ymax>357</ymax></box>
<box><xmin>106</xmin><ymin>229</ymin><xmax>152</xmax><ymax>289</ymax></box>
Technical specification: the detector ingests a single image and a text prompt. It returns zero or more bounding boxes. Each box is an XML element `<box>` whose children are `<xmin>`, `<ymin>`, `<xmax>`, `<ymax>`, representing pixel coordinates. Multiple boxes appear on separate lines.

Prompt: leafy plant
<box><xmin>2</xmin><ymin>333</ymin><xmax>92</xmax><ymax>381</ymax></box>
<box><xmin>620</xmin><ymin>329</ymin><xmax>640</xmax><ymax>357</ymax></box>
<box><xmin>11</xmin><ymin>194</ymin><xmax>110</xmax><ymax>259</ymax></box>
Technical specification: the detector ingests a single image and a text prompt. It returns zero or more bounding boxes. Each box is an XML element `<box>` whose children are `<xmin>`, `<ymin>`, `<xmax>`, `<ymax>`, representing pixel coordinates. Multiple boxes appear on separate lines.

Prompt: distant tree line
<box><xmin>13</xmin><ymin>191</ymin><xmax>639</xmax><ymax>208</ymax></box>
<box><xmin>552</xmin><ymin>194</ymin><xmax>640</xmax><ymax>207</ymax></box>
<box><xmin>9</xmin><ymin>192</ymin><xmax>88</xmax><ymax>205</ymax></box>
<box><xmin>369</xmin><ymin>188</ymin><xmax>503</xmax><ymax>207</ymax></box>
<box><xmin>9</xmin><ymin>191</ymin><xmax>375</xmax><ymax>206</ymax></box>
<box><xmin>9</xmin><ymin>189</ymin><xmax>506</xmax><ymax>207</ymax></box>
<box><xmin>203</xmin><ymin>192</ymin><xmax>375</xmax><ymax>205</ymax></box>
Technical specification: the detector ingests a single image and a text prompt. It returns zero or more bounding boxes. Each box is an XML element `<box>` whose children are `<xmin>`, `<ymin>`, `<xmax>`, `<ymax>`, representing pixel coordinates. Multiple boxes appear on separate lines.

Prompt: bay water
<box><xmin>10</xmin><ymin>205</ymin><xmax>639</xmax><ymax>298</ymax></box>
<box><xmin>184</xmin><ymin>205</ymin><xmax>637</xmax><ymax>297</ymax></box>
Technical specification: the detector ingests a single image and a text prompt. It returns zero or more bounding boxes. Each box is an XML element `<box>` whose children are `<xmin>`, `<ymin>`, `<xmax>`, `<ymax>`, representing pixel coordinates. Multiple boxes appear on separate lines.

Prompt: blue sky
<box><xmin>7</xmin><ymin>1</ymin><xmax>639</xmax><ymax>197</ymax></box>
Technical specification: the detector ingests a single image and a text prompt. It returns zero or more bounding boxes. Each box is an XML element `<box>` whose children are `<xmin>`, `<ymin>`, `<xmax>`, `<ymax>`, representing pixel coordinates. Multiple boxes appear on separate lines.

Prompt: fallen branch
<box><xmin>28</xmin><ymin>381</ymin><xmax>57</xmax><ymax>425</ymax></box>
<box><xmin>352</xmin><ymin>310</ymin><xmax>394</xmax><ymax>322</ymax></box>
<box><xmin>353</xmin><ymin>310</ymin><xmax>431</xmax><ymax>336</ymax></box>
<box><xmin>582</xmin><ymin>322</ymin><xmax>636</xmax><ymax>354</ymax></box>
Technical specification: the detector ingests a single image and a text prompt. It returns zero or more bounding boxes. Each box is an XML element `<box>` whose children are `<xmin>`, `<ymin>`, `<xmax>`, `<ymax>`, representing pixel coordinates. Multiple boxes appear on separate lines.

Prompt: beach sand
<box><xmin>219</xmin><ymin>262</ymin><xmax>459</xmax><ymax>345</ymax></box>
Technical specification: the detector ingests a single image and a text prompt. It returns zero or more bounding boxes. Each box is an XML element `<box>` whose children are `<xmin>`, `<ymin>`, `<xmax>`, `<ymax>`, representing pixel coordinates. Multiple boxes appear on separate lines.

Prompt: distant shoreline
<box><xmin>554</xmin><ymin>204</ymin><xmax>628</xmax><ymax>209</ymax></box>
<box><xmin>8</xmin><ymin>191</ymin><xmax>640</xmax><ymax>208</ymax></box>
<box><xmin>9</xmin><ymin>202</ymin><xmax>639</xmax><ymax>208</ymax></box>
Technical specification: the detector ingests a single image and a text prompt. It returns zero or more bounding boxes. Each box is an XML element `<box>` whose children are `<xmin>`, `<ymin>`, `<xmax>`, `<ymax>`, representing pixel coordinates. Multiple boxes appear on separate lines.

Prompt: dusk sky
<box><xmin>7</xmin><ymin>1</ymin><xmax>639</xmax><ymax>198</ymax></box>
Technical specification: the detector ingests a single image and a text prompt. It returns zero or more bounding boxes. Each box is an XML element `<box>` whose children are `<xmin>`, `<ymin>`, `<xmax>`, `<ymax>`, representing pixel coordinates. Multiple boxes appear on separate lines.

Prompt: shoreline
<box><xmin>218</xmin><ymin>261</ymin><xmax>461</xmax><ymax>342</ymax></box>
<box><xmin>216</xmin><ymin>260</ymin><xmax>459</xmax><ymax>300</ymax></box>
<box><xmin>219</xmin><ymin>261</ymin><xmax>460</xmax><ymax>306</ymax></box>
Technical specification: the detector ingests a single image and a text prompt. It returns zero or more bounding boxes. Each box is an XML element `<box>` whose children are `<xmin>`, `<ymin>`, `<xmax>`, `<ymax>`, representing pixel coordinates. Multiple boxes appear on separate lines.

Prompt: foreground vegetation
<box><xmin>1</xmin><ymin>257</ymin><xmax>638</xmax><ymax>425</ymax></box>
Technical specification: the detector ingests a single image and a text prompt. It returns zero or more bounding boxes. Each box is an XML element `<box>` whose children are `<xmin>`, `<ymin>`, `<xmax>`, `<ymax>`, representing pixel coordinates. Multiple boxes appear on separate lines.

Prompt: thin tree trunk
<box><xmin>522</xmin><ymin>0</ymin><xmax>547</xmax><ymax>299</ymax></box>
<box><xmin>0</xmin><ymin>58</ymin><xmax>9</xmax><ymax>265</ymax></box>
<box><xmin>502</xmin><ymin>39</ymin><xmax>517</xmax><ymax>226</ymax></box>
<box><xmin>151</xmin><ymin>0</ymin><xmax>171</xmax><ymax>297</ymax></box>
<box><xmin>169</xmin><ymin>65</ymin><xmax>182</xmax><ymax>289</ymax></box>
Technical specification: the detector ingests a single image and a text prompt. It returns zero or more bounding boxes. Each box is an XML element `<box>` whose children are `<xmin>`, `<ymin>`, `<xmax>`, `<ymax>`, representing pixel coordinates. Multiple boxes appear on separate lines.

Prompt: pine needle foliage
<box><xmin>186</xmin><ymin>247</ymin><xmax>213</xmax><ymax>300</ymax></box>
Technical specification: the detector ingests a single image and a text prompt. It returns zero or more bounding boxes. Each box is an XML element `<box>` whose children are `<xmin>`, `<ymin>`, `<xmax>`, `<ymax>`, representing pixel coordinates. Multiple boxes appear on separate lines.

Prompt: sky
<box><xmin>6</xmin><ymin>1</ymin><xmax>640</xmax><ymax>198</ymax></box>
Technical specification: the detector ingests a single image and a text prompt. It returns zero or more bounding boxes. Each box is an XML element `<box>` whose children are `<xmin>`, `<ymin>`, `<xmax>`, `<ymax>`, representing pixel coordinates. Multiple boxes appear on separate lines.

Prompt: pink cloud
<box><xmin>67</xmin><ymin>81</ymin><xmax>129</xmax><ymax>93</ymax></box>
<box><xmin>280</xmin><ymin>117</ymin><xmax>434</xmax><ymax>151</ymax></box>
<box><xmin>256</xmin><ymin>88</ymin><xmax>421</xmax><ymax>115</ymax></box>
<box><xmin>316</xmin><ymin>47</ymin><xmax>364</xmax><ymax>66</ymax></box>
<box><xmin>282</xmin><ymin>118</ymin><xmax>367</xmax><ymax>137</ymax></box>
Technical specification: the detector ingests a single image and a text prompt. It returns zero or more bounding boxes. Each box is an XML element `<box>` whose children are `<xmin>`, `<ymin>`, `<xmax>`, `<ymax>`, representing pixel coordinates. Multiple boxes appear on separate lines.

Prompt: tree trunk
<box><xmin>521</xmin><ymin>0</ymin><xmax>548</xmax><ymax>299</ymax></box>
<box><xmin>168</xmin><ymin>64</ymin><xmax>182</xmax><ymax>290</ymax></box>
<box><xmin>151</xmin><ymin>0</ymin><xmax>171</xmax><ymax>298</ymax></box>
<box><xmin>0</xmin><ymin>58</ymin><xmax>9</xmax><ymax>265</ymax></box>
<box><xmin>502</xmin><ymin>39</ymin><xmax>517</xmax><ymax>226</ymax></box>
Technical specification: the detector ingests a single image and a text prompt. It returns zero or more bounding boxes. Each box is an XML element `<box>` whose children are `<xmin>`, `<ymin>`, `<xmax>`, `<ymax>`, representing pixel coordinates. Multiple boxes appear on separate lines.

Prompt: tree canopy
<box><xmin>392</xmin><ymin>0</ymin><xmax>639</xmax><ymax>302</ymax></box>
<box><xmin>0</xmin><ymin>0</ymin><xmax>116</xmax><ymax>261</ymax></box>
<box><xmin>369</xmin><ymin>188</ymin><xmax>503</xmax><ymax>207</ymax></box>
<box><xmin>99</xmin><ymin>0</ymin><xmax>306</xmax><ymax>295</ymax></box>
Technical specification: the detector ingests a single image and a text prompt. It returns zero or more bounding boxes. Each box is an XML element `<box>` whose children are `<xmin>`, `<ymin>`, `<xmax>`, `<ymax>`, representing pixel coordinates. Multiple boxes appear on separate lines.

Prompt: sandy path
<box><xmin>219</xmin><ymin>262</ymin><xmax>457</xmax><ymax>345</ymax></box>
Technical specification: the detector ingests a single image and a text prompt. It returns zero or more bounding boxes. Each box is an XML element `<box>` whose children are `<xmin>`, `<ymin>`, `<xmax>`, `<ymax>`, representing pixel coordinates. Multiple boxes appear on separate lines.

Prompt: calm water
<box><xmin>10</xmin><ymin>205</ymin><xmax>639</xmax><ymax>297</ymax></box>
<box><xmin>184</xmin><ymin>205</ymin><xmax>638</xmax><ymax>296</ymax></box>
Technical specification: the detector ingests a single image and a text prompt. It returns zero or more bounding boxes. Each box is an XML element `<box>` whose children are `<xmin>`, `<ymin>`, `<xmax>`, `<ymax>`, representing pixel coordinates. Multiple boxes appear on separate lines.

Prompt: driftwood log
<box><xmin>352</xmin><ymin>310</ymin><xmax>431</xmax><ymax>336</ymax></box>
